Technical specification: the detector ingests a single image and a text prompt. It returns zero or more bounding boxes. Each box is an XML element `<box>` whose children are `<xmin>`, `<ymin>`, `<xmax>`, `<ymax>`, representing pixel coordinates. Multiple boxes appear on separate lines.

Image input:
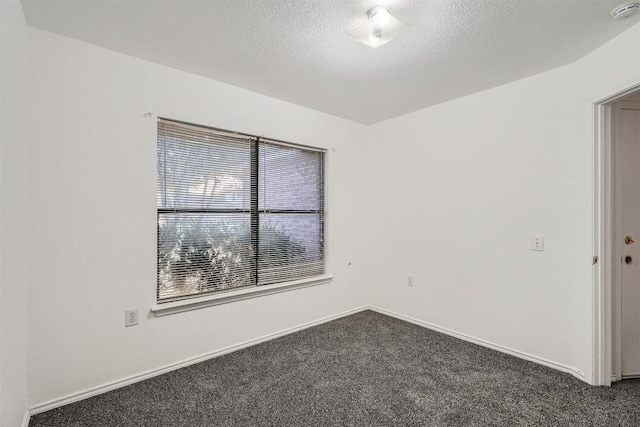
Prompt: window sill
<box><xmin>151</xmin><ymin>274</ymin><xmax>333</xmax><ymax>317</ymax></box>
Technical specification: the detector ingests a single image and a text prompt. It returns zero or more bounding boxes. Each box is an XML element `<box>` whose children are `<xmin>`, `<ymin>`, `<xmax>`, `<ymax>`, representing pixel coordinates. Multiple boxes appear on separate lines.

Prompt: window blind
<box><xmin>258</xmin><ymin>140</ymin><xmax>325</xmax><ymax>285</ymax></box>
<box><xmin>157</xmin><ymin>119</ymin><xmax>325</xmax><ymax>303</ymax></box>
<box><xmin>157</xmin><ymin>120</ymin><xmax>254</xmax><ymax>302</ymax></box>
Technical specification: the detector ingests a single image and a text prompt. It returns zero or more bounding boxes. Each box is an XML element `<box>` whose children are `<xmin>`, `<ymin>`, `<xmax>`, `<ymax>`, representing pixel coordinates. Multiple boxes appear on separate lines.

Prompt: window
<box><xmin>157</xmin><ymin>119</ymin><xmax>325</xmax><ymax>303</ymax></box>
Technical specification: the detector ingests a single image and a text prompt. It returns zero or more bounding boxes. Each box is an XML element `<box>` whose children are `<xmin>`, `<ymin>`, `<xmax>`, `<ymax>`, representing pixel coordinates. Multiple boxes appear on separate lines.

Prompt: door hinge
<box><xmin>592</xmin><ymin>255</ymin><xmax>599</xmax><ymax>265</ymax></box>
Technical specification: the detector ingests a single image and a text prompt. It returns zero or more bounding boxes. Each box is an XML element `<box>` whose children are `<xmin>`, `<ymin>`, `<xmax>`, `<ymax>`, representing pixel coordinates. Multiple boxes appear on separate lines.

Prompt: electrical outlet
<box><xmin>125</xmin><ymin>309</ymin><xmax>139</xmax><ymax>327</ymax></box>
<box><xmin>531</xmin><ymin>235</ymin><xmax>544</xmax><ymax>252</ymax></box>
<box><xmin>407</xmin><ymin>276</ymin><xmax>413</xmax><ymax>287</ymax></box>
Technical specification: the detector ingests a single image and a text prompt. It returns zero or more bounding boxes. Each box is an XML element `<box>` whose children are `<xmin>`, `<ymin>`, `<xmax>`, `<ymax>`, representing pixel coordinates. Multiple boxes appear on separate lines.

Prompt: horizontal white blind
<box><xmin>157</xmin><ymin>120</ymin><xmax>254</xmax><ymax>302</ymax></box>
<box><xmin>157</xmin><ymin>122</ymin><xmax>251</xmax><ymax>211</ymax></box>
<box><xmin>157</xmin><ymin>212</ymin><xmax>253</xmax><ymax>300</ymax></box>
<box><xmin>157</xmin><ymin>119</ymin><xmax>326</xmax><ymax>303</ymax></box>
<box><xmin>257</xmin><ymin>140</ymin><xmax>325</xmax><ymax>285</ymax></box>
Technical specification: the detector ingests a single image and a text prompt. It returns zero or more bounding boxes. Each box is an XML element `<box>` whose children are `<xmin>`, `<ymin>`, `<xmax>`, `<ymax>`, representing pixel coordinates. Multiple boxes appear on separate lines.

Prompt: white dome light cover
<box><xmin>345</xmin><ymin>6</ymin><xmax>409</xmax><ymax>49</ymax></box>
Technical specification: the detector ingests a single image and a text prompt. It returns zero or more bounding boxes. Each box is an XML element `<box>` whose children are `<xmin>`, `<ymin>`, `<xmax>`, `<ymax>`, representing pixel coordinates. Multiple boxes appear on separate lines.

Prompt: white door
<box><xmin>619</xmin><ymin>100</ymin><xmax>640</xmax><ymax>379</ymax></box>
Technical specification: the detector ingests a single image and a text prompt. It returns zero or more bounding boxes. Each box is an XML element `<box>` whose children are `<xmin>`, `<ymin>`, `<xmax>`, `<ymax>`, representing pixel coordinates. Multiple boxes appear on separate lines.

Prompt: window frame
<box><xmin>153</xmin><ymin>118</ymin><xmax>331</xmax><ymax>315</ymax></box>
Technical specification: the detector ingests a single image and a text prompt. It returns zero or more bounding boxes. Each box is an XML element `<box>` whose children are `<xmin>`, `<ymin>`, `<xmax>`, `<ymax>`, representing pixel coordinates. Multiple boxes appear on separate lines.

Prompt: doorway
<box><xmin>593</xmin><ymin>83</ymin><xmax>640</xmax><ymax>386</ymax></box>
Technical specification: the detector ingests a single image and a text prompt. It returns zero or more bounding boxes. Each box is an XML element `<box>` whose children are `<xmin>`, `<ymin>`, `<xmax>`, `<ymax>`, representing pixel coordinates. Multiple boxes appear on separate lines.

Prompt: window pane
<box><xmin>158</xmin><ymin>123</ymin><xmax>251</xmax><ymax>210</ymax></box>
<box><xmin>157</xmin><ymin>119</ymin><xmax>326</xmax><ymax>303</ymax></box>
<box><xmin>259</xmin><ymin>143</ymin><xmax>323</xmax><ymax>211</ymax></box>
<box><xmin>258</xmin><ymin>213</ymin><xmax>324</xmax><ymax>285</ymax></box>
<box><xmin>158</xmin><ymin>213</ymin><xmax>253</xmax><ymax>301</ymax></box>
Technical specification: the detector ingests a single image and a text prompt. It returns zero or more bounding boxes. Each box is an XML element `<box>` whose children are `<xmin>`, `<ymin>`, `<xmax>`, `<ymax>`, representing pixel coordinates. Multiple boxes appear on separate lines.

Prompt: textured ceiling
<box><xmin>21</xmin><ymin>0</ymin><xmax>640</xmax><ymax>124</ymax></box>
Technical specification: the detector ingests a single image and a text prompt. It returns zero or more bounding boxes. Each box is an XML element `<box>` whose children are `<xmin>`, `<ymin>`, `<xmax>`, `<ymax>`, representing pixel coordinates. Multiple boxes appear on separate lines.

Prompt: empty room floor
<box><xmin>29</xmin><ymin>311</ymin><xmax>640</xmax><ymax>426</ymax></box>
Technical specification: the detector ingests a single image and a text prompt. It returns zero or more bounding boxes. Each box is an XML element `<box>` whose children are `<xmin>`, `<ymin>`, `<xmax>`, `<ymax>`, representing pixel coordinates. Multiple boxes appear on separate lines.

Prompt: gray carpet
<box><xmin>30</xmin><ymin>310</ymin><xmax>640</xmax><ymax>426</ymax></box>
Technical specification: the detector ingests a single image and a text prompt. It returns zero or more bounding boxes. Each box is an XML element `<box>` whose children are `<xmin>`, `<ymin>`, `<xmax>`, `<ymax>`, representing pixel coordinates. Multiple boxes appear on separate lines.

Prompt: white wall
<box><xmin>361</xmin><ymin>23</ymin><xmax>640</xmax><ymax>384</ymax></box>
<box><xmin>27</xmin><ymin>28</ymin><xmax>367</xmax><ymax>407</ymax></box>
<box><xmin>0</xmin><ymin>0</ymin><xmax>30</xmax><ymax>425</ymax></box>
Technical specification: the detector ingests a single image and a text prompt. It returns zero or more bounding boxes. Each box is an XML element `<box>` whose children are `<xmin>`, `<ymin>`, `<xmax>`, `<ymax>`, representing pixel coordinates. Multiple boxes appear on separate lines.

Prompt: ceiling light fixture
<box><xmin>346</xmin><ymin>5</ymin><xmax>409</xmax><ymax>49</ymax></box>
<box><xmin>610</xmin><ymin>2</ymin><xmax>640</xmax><ymax>21</ymax></box>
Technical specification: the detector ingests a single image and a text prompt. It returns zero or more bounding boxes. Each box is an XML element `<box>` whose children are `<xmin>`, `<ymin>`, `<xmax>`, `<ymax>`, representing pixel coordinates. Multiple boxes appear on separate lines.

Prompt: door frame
<box><xmin>593</xmin><ymin>82</ymin><xmax>640</xmax><ymax>386</ymax></box>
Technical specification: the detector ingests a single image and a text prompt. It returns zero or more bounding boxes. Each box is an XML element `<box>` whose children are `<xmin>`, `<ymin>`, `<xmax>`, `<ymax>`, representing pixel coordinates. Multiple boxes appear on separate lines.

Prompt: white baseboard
<box><xmin>28</xmin><ymin>304</ymin><xmax>588</xmax><ymax>417</ymax></box>
<box><xmin>368</xmin><ymin>306</ymin><xmax>586</xmax><ymax>382</ymax></box>
<box><xmin>21</xmin><ymin>409</ymin><xmax>30</xmax><ymax>427</ymax></box>
<box><xmin>28</xmin><ymin>306</ymin><xmax>368</xmax><ymax>416</ymax></box>
<box><xmin>621</xmin><ymin>373</ymin><xmax>640</xmax><ymax>379</ymax></box>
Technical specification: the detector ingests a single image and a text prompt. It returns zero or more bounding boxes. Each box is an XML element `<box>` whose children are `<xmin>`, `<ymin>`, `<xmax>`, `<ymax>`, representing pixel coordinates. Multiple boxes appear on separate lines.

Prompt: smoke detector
<box><xmin>610</xmin><ymin>2</ymin><xmax>640</xmax><ymax>21</ymax></box>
